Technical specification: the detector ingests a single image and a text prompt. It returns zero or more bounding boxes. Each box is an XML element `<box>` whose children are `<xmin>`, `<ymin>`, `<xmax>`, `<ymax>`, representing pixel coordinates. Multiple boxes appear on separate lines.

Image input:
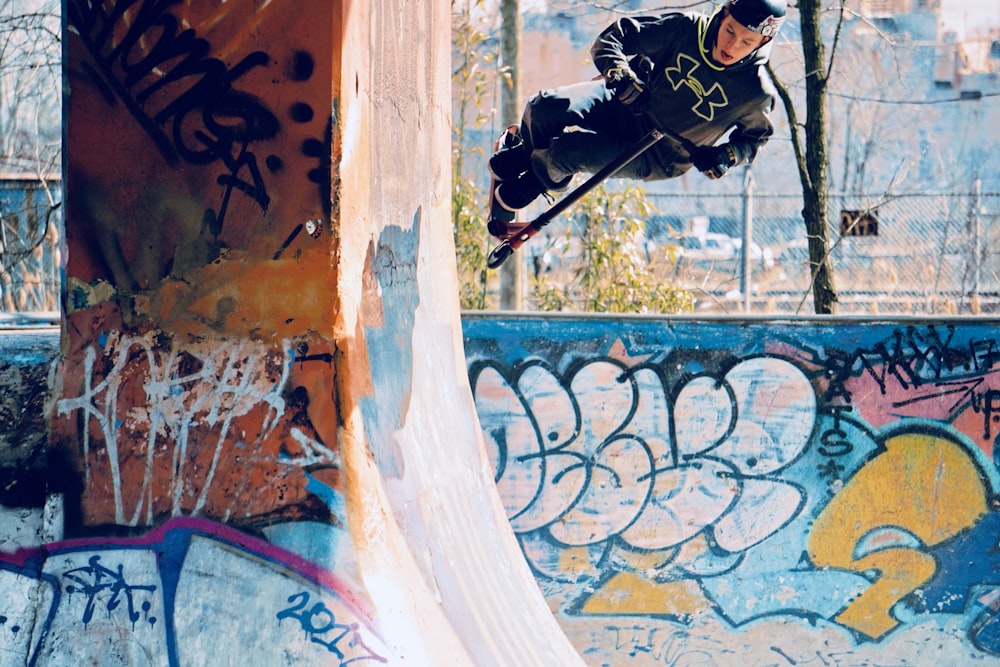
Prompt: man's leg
<box><xmin>520</xmin><ymin>79</ymin><xmax>616</xmax><ymax>152</ymax></box>
<box><xmin>539</xmin><ymin>130</ymin><xmax>656</xmax><ymax>181</ymax></box>
<box><xmin>488</xmin><ymin>126</ymin><xmax>521</xmax><ymax>226</ymax></box>
<box><xmin>496</xmin><ymin>80</ymin><xmax>619</xmax><ymax>211</ymax></box>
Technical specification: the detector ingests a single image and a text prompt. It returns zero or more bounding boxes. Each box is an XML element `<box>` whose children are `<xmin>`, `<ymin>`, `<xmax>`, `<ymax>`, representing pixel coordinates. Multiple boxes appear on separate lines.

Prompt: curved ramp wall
<box><xmin>0</xmin><ymin>1</ymin><xmax>581</xmax><ymax>665</ymax></box>
<box><xmin>463</xmin><ymin>313</ymin><xmax>1000</xmax><ymax>666</ymax></box>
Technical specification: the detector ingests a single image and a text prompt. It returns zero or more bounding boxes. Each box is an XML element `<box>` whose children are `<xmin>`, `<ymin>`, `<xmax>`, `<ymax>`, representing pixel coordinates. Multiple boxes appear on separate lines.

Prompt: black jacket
<box><xmin>591</xmin><ymin>9</ymin><xmax>777</xmax><ymax>172</ymax></box>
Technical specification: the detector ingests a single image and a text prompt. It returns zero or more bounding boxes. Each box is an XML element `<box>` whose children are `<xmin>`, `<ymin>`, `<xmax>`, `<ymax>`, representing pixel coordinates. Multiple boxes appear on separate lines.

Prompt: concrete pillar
<box><xmin>50</xmin><ymin>1</ymin><xmax>581</xmax><ymax>664</ymax></box>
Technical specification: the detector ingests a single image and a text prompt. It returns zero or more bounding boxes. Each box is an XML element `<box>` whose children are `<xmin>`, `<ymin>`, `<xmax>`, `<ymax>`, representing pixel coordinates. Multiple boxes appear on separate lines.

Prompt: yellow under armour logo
<box><xmin>664</xmin><ymin>54</ymin><xmax>728</xmax><ymax>121</ymax></box>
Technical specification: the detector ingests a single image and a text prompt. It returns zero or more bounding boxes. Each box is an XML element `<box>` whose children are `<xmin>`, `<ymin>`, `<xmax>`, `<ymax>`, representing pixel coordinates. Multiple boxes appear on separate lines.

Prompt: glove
<box><xmin>691</xmin><ymin>143</ymin><xmax>739</xmax><ymax>180</ymax></box>
<box><xmin>604</xmin><ymin>67</ymin><xmax>649</xmax><ymax>111</ymax></box>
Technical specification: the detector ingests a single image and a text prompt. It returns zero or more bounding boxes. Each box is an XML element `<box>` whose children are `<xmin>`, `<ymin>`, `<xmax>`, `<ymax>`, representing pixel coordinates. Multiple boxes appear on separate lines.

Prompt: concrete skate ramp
<box><xmin>329</xmin><ymin>3</ymin><xmax>583</xmax><ymax>663</ymax></box>
<box><xmin>463</xmin><ymin>314</ymin><xmax>1000</xmax><ymax>665</ymax></box>
<box><xmin>10</xmin><ymin>0</ymin><xmax>584</xmax><ymax>665</ymax></box>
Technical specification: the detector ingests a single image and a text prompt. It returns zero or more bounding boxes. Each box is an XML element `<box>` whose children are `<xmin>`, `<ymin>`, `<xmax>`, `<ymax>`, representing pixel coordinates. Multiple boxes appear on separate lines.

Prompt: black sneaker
<box><xmin>489</xmin><ymin>129</ymin><xmax>529</xmax><ymax>181</ymax></box>
<box><xmin>495</xmin><ymin>172</ymin><xmax>545</xmax><ymax>212</ymax></box>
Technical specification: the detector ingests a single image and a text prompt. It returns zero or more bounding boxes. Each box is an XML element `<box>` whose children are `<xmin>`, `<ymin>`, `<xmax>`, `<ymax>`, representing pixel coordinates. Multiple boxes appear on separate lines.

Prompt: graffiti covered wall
<box><xmin>33</xmin><ymin>1</ymin><xmax>380</xmax><ymax>663</ymax></box>
<box><xmin>0</xmin><ymin>0</ymin><xmax>580</xmax><ymax>664</ymax></box>
<box><xmin>464</xmin><ymin>315</ymin><xmax>1000</xmax><ymax>665</ymax></box>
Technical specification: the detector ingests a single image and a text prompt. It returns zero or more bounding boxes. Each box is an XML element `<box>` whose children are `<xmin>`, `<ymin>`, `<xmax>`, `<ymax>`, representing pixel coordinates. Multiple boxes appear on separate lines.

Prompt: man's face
<box><xmin>712</xmin><ymin>12</ymin><xmax>770</xmax><ymax>66</ymax></box>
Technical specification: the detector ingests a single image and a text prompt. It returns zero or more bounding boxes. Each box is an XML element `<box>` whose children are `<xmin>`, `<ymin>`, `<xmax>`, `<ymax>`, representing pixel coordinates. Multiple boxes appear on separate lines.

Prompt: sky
<box><xmin>510</xmin><ymin>0</ymin><xmax>1000</xmax><ymax>37</ymax></box>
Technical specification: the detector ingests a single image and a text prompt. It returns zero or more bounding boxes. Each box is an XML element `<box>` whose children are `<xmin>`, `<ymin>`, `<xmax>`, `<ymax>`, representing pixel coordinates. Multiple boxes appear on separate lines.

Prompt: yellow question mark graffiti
<box><xmin>808</xmin><ymin>431</ymin><xmax>988</xmax><ymax>639</ymax></box>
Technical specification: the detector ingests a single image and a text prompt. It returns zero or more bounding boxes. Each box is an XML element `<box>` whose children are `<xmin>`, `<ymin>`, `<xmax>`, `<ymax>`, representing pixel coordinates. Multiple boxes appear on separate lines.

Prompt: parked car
<box><xmin>732</xmin><ymin>238</ymin><xmax>775</xmax><ymax>268</ymax></box>
<box><xmin>676</xmin><ymin>233</ymin><xmax>737</xmax><ymax>261</ymax></box>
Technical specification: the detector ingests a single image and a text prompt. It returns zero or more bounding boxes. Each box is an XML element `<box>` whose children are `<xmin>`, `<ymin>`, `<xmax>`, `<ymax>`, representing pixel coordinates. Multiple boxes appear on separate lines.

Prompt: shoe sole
<box><xmin>489</xmin><ymin>192</ymin><xmax>517</xmax><ymax>222</ymax></box>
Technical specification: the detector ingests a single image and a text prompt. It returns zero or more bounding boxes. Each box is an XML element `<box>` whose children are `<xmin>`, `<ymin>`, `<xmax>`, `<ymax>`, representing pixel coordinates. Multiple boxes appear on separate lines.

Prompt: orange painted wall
<box><xmin>55</xmin><ymin>1</ymin><xmax>341</xmax><ymax>529</ymax></box>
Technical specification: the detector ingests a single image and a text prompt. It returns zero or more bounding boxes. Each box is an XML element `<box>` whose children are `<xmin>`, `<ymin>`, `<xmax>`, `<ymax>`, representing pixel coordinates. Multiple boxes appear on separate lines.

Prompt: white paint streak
<box><xmin>57</xmin><ymin>334</ymin><xmax>295</xmax><ymax>526</ymax></box>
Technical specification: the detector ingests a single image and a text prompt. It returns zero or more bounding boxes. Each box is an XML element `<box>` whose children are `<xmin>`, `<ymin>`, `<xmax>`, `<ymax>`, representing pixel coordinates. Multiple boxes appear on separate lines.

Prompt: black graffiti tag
<box><xmin>68</xmin><ymin>0</ymin><xmax>277</xmax><ymax>232</ymax></box>
<box><xmin>972</xmin><ymin>388</ymin><xmax>1000</xmax><ymax>441</ymax></box>
<box><xmin>855</xmin><ymin>326</ymin><xmax>995</xmax><ymax>394</ymax></box>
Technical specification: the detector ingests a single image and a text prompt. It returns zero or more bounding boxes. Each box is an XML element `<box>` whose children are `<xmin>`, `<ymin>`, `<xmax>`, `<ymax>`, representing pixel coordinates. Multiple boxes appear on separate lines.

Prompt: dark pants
<box><xmin>520</xmin><ymin>80</ymin><xmax>672</xmax><ymax>181</ymax></box>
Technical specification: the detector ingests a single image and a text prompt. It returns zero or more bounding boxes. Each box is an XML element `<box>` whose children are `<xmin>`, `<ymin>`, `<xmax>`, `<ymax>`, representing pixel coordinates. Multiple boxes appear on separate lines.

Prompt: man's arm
<box><xmin>692</xmin><ymin>93</ymin><xmax>775</xmax><ymax>179</ymax></box>
<box><xmin>691</xmin><ymin>55</ymin><xmax>779</xmax><ymax>179</ymax></box>
<box><xmin>591</xmin><ymin>16</ymin><xmax>673</xmax><ymax>110</ymax></box>
<box><xmin>726</xmin><ymin>93</ymin><xmax>776</xmax><ymax>164</ymax></box>
<box><xmin>591</xmin><ymin>17</ymin><xmax>643</xmax><ymax>77</ymax></box>
<box><xmin>591</xmin><ymin>16</ymin><xmax>675</xmax><ymax>79</ymax></box>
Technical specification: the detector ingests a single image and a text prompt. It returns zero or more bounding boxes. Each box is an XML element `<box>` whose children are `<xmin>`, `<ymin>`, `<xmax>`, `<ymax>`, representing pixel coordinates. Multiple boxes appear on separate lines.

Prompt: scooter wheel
<box><xmin>487</xmin><ymin>242</ymin><xmax>513</xmax><ymax>269</ymax></box>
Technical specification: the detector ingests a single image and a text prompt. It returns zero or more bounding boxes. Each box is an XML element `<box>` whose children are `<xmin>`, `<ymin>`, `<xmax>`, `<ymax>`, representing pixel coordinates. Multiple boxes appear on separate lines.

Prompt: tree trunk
<box><xmin>498</xmin><ymin>0</ymin><xmax>523</xmax><ymax>310</ymax></box>
<box><xmin>799</xmin><ymin>0</ymin><xmax>839</xmax><ymax>313</ymax></box>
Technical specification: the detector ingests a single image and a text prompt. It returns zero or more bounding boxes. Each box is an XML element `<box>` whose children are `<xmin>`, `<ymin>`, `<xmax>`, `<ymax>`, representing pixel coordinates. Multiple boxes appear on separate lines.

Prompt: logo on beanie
<box><xmin>755</xmin><ymin>15</ymin><xmax>783</xmax><ymax>37</ymax></box>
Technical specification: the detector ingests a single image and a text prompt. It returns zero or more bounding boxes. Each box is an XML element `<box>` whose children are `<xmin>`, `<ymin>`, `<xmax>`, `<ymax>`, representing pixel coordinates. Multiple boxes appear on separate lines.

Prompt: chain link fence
<box><xmin>642</xmin><ymin>186</ymin><xmax>1000</xmax><ymax>315</ymax></box>
<box><xmin>0</xmin><ymin>178</ymin><xmax>61</xmax><ymax>321</ymax></box>
<box><xmin>4</xmin><ymin>176</ymin><xmax>999</xmax><ymax>318</ymax></box>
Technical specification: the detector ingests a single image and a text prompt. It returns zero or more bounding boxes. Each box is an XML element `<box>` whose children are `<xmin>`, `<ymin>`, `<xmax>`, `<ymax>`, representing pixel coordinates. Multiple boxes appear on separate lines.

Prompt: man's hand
<box><xmin>691</xmin><ymin>144</ymin><xmax>739</xmax><ymax>179</ymax></box>
<box><xmin>604</xmin><ymin>67</ymin><xmax>649</xmax><ymax>111</ymax></box>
